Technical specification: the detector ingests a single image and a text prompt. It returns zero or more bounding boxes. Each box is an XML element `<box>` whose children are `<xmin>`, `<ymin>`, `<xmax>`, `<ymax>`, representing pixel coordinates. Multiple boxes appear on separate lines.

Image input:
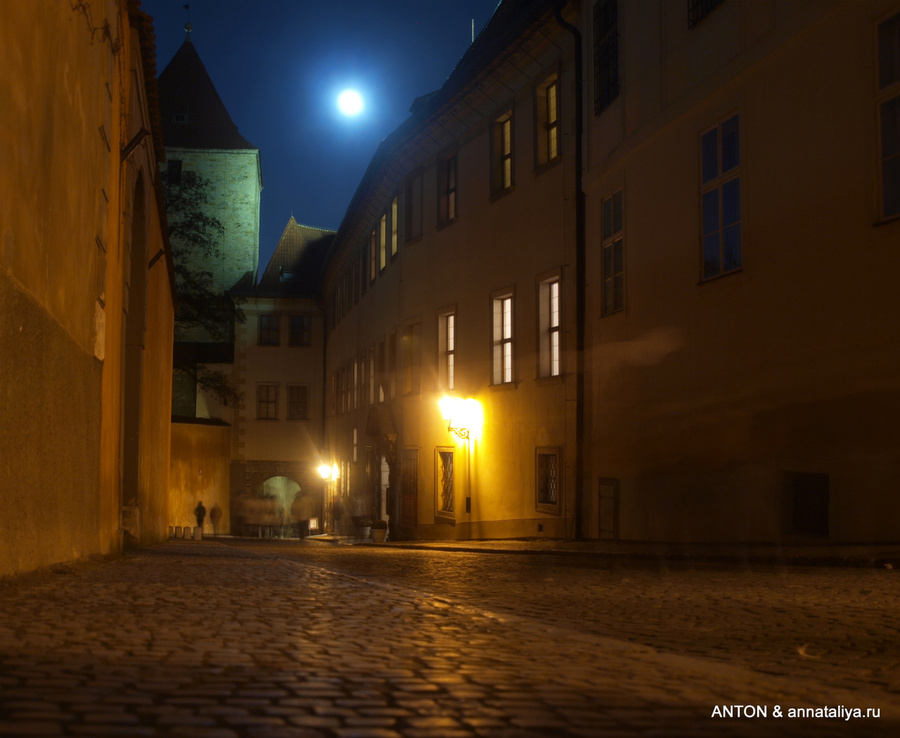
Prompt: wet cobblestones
<box><xmin>0</xmin><ymin>541</ymin><xmax>897</xmax><ymax>736</ymax></box>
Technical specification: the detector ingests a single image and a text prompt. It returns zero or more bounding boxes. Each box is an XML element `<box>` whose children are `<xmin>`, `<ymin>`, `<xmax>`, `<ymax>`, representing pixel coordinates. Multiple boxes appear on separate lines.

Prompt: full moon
<box><xmin>337</xmin><ymin>89</ymin><xmax>364</xmax><ymax>116</ymax></box>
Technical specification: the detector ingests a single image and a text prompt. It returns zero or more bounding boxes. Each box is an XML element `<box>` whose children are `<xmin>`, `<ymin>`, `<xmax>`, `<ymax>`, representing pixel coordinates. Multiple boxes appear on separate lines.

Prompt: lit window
<box><xmin>258</xmin><ymin>314</ymin><xmax>279</xmax><ymax>345</ymax></box>
<box><xmin>492</xmin><ymin>113</ymin><xmax>514</xmax><ymax>194</ymax></box>
<box><xmin>536</xmin><ymin>75</ymin><xmax>560</xmax><ymax>166</ymax></box>
<box><xmin>379</xmin><ymin>213</ymin><xmax>387</xmax><ymax>271</ymax></box>
<box><xmin>439</xmin><ymin>154</ymin><xmax>458</xmax><ymax>224</ymax></box>
<box><xmin>601</xmin><ymin>190</ymin><xmax>624</xmax><ymax>314</ymax></box>
<box><xmin>879</xmin><ymin>11</ymin><xmax>900</xmax><ymax>219</ymax></box>
<box><xmin>492</xmin><ymin>293</ymin><xmax>514</xmax><ymax>385</ymax></box>
<box><xmin>257</xmin><ymin>384</ymin><xmax>278</xmax><ymax>420</ymax></box>
<box><xmin>287</xmin><ymin>385</ymin><xmax>308</xmax><ymax>420</ymax></box>
<box><xmin>439</xmin><ymin>311</ymin><xmax>456</xmax><ymax>390</ymax></box>
<box><xmin>700</xmin><ymin>115</ymin><xmax>741</xmax><ymax>279</ymax></box>
<box><xmin>593</xmin><ymin>0</ymin><xmax>620</xmax><ymax>114</ymax></box>
<box><xmin>539</xmin><ymin>277</ymin><xmax>561</xmax><ymax>377</ymax></box>
<box><xmin>391</xmin><ymin>195</ymin><xmax>399</xmax><ymax>256</ymax></box>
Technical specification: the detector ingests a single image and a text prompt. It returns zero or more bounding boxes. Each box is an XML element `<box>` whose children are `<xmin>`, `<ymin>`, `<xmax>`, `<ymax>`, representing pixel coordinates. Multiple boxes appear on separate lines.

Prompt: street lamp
<box><xmin>439</xmin><ymin>396</ymin><xmax>482</xmax><ymax>440</ymax></box>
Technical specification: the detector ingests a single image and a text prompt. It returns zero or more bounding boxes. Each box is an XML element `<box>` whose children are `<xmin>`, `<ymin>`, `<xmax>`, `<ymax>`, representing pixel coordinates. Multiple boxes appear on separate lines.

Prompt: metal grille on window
<box><xmin>538</xmin><ymin>453</ymin><xmax>558</xmax><ymax>505</ymax></box>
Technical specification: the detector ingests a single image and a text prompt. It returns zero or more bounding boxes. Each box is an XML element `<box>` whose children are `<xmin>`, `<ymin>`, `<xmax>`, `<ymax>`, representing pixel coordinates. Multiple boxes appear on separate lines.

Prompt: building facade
<box><xmin>0</xmin><ymin>0</ymin><xmax>176</xmax><ymax>576</ymax></box>
<box><xmin>320</xmin><ymin>0</ymin><xmax>900</xmax><ymax>544</ymax></box>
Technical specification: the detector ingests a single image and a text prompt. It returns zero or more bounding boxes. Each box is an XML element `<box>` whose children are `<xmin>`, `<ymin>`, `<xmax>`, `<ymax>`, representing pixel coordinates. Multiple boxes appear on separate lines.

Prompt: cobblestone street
<box><xmin>0</xmin><ymin>540</ymin><xmax>897</xmax><ymax>737</ymax></box>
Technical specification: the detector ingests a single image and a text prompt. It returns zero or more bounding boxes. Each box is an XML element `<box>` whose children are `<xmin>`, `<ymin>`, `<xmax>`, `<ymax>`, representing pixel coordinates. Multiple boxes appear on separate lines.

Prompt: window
<box><xmin>492</xmin><ymin>293</ymin><xmax>514</xmax><ymax>385</ymax></box>
<box><xmin>258</xmin><ymin>314</ymin><xmax>279</xmax><ymax>345</ymax></box>
<box><xmin>391</xmin><ymin>195</ymin><xmax>399</xmax><ymax>257</ymax></box>
<box><xmin>388</xmin><ymin>332</ymin><xmax>397</xmax><ymax>399</ymax></box>
<box><xmin>401</xmin><ymin>323</ymin><xmax>421</xmax><ymax>395</ymax></box>
<box><xmin>287</xmin><ymin>385</ymin><xmax>309</xmax><ymax>420</ymax></box>
<box><xmin>536</xmin><ymin>75</ymin><xmax>560</xmax><ymax>166</ymax></box>
<box><xmin>601</xmin><ymin>190</ymin><xmax>624</xmax><ymax>314</ymax></box>
<box><xmin>379</xmin><ymin>213</ymin><xmax>388</xmax><ymax>271</ymax></box>
<box><xmin>369</xmin><ymin>230</ymin><xmax>377</xmax><ymax>283</ymax></box>
<box><xmin>688</xmin><ymin>0</ymin><xmax>725</xmax><ymax>28</ymax></box>
<box><xmin>700</xmin><ymin>115</ymin><xmax>741</xmax><ymax>279</ymax></box>
<box><xmin>492</xmin><ymin>113</ymin><xmax>514</xmax><ymax>194</ymax></box>
<box><xmin>439</xmin><ymin>310</ymin><xmax>456</xmax><ymax>390</ymax></box>
<box><xmin>879</xmin><ymin>11</ymin><xmax>900</xmax><ymax>219</ymax></box>
<box><xmin>536</xmin><ymin>448</ymin><xmax>561</xmax><ymax>511</ymax></box>
<box><xmin>166</xmin><ymin>159</ymin><xmax>182</xmax><ymax>186</ymax></box>
<box><xmin>436</xmin><ymin>448</ymin><xmax>455</xmax><ymax>516</ymax></box>
<box><xmin>539</xmin><ymin>276</ymin><xmax>561</xmax><ymax>377</ymax></box>
<box><xmin>368</xmin><ymin>346</ymin><xmax>377</xmax><ymax>405</ymax></box>
<box><xmin>289</xmin><ymin>315</ymin><xmax>311</xmax><ymax>346</ymax></box>
<box><xmin>593</xmin><ymin>0</ymin><xmax>620</xmax><ymax>114</ymax></box>
<box><xmin>406</xmin><ymin>170</ymin><xmax>423</xmax><ymax>241</ymax></box>
<box><xmin>438</xmin><ymin>153</ymin><xmax>458</xmax><ymax>224</ymax></box>
<box><xmin>257</xmin><ymin>384</ymin><xmax>278</xmax><ymax>420</ymax></box>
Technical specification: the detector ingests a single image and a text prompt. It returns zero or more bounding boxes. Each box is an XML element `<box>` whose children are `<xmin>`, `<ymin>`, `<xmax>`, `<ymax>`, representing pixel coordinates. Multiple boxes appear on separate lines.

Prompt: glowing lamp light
<box><xmin>439</xmin><ymin>396</ymin><xmax>483</xmax><ymax>440</ymax></box>
<box><xmin>318</xmin><ymin>464</ymin><xmax>339</xmax><ymax>481</ymax></box>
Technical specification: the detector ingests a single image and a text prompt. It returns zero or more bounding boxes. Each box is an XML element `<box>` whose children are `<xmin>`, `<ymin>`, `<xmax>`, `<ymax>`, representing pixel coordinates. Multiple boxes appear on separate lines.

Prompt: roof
<box><xmin>252</xmin><ymin>216</ymin><xmax>336</xmax><ymax>298</ymax></box>
<box><xmin>157</xmin><ymin>38</ymin><xmax>257</xmax><ymax>151</ymax></box>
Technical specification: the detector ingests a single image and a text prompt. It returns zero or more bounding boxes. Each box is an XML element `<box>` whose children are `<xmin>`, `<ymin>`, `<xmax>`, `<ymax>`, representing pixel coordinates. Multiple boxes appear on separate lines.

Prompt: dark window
<box><xmin>288</xmin><ymin>385</ymin><xmax>309</xmax><ymax>420</ymax></box>
<box><xmin>688</xmin><ymin>0</ymin><xmax>725</xmax><ymax>28</ymax></box>
<box><xmin>257</xmin><ymin>384</ymin><xmax>278</xmax><ymax>420</ymax></box>
<box><xmin>700</xmin><ymin>115</ymin><xmax>741</xmax><ymax>279</ymax></box>
<box><xmin>601</xmin><ymin>190</ymin><xmax>624</xmax><ymax>315</ymax></box>
<box><xmin>593</xmin><ymin>0</ymin><xmax>620</xmax><ymax>114</ymax></box>
<box><xmin>289</xmin><ymin>315</ymin><xmax>311</xmax><ymax>346</ymax></box>
<box><xmin>536</xmin><ymin>450</ymin><xmax>560</xmax><ymax>509</ymax></box>
<box><xmin>879</xmin><ymin>12</ymin><xmax>900</xmax><ymax>219</ymax></box>
<box><xmin>438</xmin><ymin>154</ymin><xmax>458</xmax><ymax>224</ymax></box>
<box><xmin>258</xmin><ymin>314</ymin><xmax>279</xmax><ymax>345</ymax></box>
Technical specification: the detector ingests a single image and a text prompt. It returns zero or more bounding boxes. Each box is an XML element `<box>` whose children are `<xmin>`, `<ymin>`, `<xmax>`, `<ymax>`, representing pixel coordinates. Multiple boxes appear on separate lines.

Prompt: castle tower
<box><xmin>158</xmin><ymin>38</ymin><xmax>261</xmax><ymax>298</ymax></box>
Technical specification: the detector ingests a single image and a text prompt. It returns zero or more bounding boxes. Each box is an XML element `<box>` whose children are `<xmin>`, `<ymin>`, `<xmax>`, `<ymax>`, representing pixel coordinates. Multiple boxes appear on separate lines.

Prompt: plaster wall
<box><xmin>583</xmin><ymin>0</ymin><xmax>900</xmax><ymax>542</ymax></box>
<box><xmin>169</xmin><ymin>421</ymin><xmax>231</xmax><ymax>535</ymax></box>
<box><xmin>322</xmin><ymin>20</ymin><xmax>577</xmax><ymax>540</ymax></box>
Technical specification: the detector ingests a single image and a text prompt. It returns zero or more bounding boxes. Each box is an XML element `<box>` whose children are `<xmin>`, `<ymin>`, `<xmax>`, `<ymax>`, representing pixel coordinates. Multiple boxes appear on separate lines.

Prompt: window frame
<box><xmin>699</xmin><ymin>114</ymin><xmax>742</xmax><ymax>281</ymax></box>
<box><xmin>491</xmin><ymin>290</ymin><xmax>515</xmax><ymax>386</ymax></box>
<box><xmin>593</xmin><ymin>0</ymin><xmax>620</xmax><ymax>115</ymax></box>
<box><xmin>438</xmin><ymin>152</ymin><xmax>459</xmax><ymax>226</ymax></box>
<box><xmin>289</xmin><ymin>314</ymin><xmax>311</xmax><ymax>346</ymax></box>
<box><xmin>258</xmin><ymin>314</ymin><xmax>280</xmax><ymax>346</ymax></box>
<box><xmin>287</xmin><ymin>384</ymin><xmax>309</xmax><ymax>420</ymax></box>
<box><xmin>538</xmin><ymin>272</ymin><xmax>562</xmax><ymax>378</ymax></box>
<box><xmin>601</xmin><ymin>189</ymin><xmax>624</xmax><ymax>315</ymax></box>
<box><xmin>435</xmin><ymin>447</ymin><xmax>455</xmax><ymax>519</ymax></box>
<box><xmin>536</xmin><ymin>447</ymin><xmax>562</xmax><ymax>514</ymax></box>
<box><xmin>878</xmin><ymin>10</ymin><xmax>900</xmax><ymax>221</ymax></box>
<box><xmin>491</xmin><ymin>111</ymin><xmax>515</xmax><ymax>197</ymax></box>
<box><xmin>535</xmin><ymin>72</ymin><xmax>561</xmax><ymax>169</ymax></box>
<box><xmin>256</xmin><ymin>383</ymin><xmax>279</xmax><ymax>420</ymax></box>
<box><xmin>438</xmin><ymin>308</ymin><xmax>457</xmax><ymax>391</ymax></box>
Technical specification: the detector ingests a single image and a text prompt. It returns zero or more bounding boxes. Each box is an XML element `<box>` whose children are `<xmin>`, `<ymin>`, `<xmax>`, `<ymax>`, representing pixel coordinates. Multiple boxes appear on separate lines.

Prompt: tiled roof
<box><xmin>157</xmin><ymin>39</ymin><xmax>256</xmax><ymax>151</ymax></box>
<box><xmin>253</xmin><ymin>217</ymin><xmax>335</xmax><ymax>298</ymax></box>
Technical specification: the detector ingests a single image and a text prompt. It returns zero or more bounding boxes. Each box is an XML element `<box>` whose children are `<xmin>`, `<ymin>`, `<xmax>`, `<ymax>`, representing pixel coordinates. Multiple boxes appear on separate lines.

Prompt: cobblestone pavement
<box><xmin>229</xmin><ymin>541</ymin><xmax>900</xmax><ymax>700</ymax></box>
<box><xmin>0</xmin><ymin>541</ymin><xmax>895</xmax><ymax>737</ymax></box>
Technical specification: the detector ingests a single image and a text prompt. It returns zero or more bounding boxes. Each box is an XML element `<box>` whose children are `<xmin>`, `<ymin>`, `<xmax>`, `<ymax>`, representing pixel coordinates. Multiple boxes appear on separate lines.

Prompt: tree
<box><xmin>163</xmin><ymin>170</ymin><xmax>244</xmax><ymax>408</ymax></box>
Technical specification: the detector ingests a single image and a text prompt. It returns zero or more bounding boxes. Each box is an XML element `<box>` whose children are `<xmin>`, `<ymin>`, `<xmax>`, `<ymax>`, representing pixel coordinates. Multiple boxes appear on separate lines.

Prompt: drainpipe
<box><xmin>553</xmin><ymin>0</ymin><xmax>585</xmax><ymax>539</ymax></box>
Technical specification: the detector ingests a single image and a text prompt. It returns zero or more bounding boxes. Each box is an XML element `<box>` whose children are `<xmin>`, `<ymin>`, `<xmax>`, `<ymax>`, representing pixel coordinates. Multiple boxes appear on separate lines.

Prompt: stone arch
<box><xmin>231</xmin><ymin>460</ymin><xmax>323</xmax><ymax>537</ymax></box>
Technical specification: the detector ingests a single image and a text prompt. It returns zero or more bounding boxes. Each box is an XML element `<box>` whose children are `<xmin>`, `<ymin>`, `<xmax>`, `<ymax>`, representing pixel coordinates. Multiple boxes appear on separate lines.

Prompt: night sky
<box><xmin>142</xmin><ymin>0</ymin><xmax>500</xmax><ymax>273</ymax></box>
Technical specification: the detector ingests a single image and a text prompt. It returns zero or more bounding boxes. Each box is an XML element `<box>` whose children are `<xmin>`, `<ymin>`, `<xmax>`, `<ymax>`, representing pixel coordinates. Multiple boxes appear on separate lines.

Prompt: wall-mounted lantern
<box><xmin>439</xmin><ymin>396</ymin><xmax>483</xmax><ymax>440</ymax></box>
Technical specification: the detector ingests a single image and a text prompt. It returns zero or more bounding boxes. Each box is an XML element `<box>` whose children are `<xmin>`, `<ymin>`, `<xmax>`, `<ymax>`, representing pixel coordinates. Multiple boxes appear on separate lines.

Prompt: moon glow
<box><xmin>337</xmin><ymin>89</ymin><xmax>364</xmax><ymax>116</ymax></box>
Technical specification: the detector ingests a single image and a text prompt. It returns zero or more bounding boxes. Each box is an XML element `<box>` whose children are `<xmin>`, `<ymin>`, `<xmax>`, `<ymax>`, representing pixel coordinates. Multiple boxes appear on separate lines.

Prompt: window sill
<box><xmin>534</xmin><ymin>157</ymin><xmax>562</xmax><ymax>177</ymax></box>
<box><xmin>436</xmin><ymin>217</ymin><xmax>458</xmax><ymax>232</ymax></box>
<box><xmin>698</xmin><ymin>266</ymin><xmax>742</xmax><ymax>285</ymax></box>
<box><xmin>874</xmin><ymin>212</ymin><xmax>900</xmax><ymax>227</ymax></box>
<box><xmin>490</xmin><ymin>186</ymin><xmax>515</xmax><ymax>204</ymax></box>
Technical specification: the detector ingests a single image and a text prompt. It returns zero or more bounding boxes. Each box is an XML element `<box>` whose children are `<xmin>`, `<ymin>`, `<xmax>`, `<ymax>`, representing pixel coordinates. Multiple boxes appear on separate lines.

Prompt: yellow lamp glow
<box><xmin>439</xmin><ymin>396</ymin><xmax>483</xmax><ymax>440</ymax></box>
<box><xmin>318</xmin><ymin>464</ymin><xmax>331</xmax><ymax>480</ymax></box>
